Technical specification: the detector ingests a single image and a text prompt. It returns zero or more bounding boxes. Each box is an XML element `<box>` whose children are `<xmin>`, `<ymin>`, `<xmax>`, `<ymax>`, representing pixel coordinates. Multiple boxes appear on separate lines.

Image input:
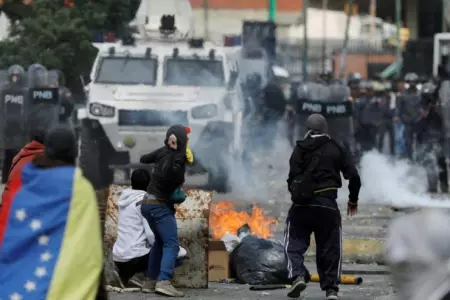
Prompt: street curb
<box><xmin>305</xmin><ymin>237</ymin><xmax>385</xmax><ymax>265</ymax></box>
<box><xmin>338</xmin><ymin>269</ymin><xmax>390</xmax><ymax>275</ymax></box>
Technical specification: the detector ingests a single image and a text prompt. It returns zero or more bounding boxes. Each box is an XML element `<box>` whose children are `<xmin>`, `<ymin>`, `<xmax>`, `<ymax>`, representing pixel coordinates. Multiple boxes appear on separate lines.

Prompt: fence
<box><xmin>277</xmin><ymin>38</ymin><xmax>396</xmax><ymax>79</ymax></box>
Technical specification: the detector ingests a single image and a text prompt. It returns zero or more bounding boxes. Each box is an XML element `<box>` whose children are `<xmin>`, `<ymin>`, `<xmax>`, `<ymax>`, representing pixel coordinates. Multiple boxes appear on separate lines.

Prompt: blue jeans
<box><xmin>140</xmin><ymin>204</ymin><xmax>179</xmax><ymax>281</ymax></box>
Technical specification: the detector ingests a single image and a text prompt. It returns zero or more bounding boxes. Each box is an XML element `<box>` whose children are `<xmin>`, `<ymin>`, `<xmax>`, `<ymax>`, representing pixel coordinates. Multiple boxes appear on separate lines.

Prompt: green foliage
<box><xmin>0</xmin><ymin>0</ymin><xmax>139</xmax><ymax>88</ymax></box>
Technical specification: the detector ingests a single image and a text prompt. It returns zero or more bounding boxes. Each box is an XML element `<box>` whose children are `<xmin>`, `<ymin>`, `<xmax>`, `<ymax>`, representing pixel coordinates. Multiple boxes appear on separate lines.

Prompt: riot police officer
<box><xmin>242</xmin><ymin>73</ymin><xmax>263</xmax><ymax>118</ymax></box>
<box><xmin>354</xmin><ymin>80</ymin><xmax>383</xmax><ymax>152</ymax></box>
<box><xmin>28</xmin><ymin>64</ymin><xmax>48</xmax><ymax>87</ymax></box>
<box><xmin>396</xmin><ymin>73</ymin><xmax>422</xmax><ymax>159</ymax></box>
<box><xmin>373</xmin><ymin>81</ymin><xmax>395</xmax><ymax>154</ymax></box>
<box><xmin>27</xmin><ymin>64</ymin><xmax>60</xmax><ymax>136</ymax></box>
<box><xmin>0</xmin><ymin>65</ymin><xmax>27</xmax><ymax>183</ymax></box>
<box><xmin>261</xmin><ymin>74</ymin><xmax>288</xmax><ymax>150</ymax></box>
<box><xmin>347</xmin><ymin>72</ymin><xmax>362</xmax><ymax>100</ymax></box>
<box><xmin>416</xmin><ymin>82</ymin><xmax>448</xmax><ymax>193</ymax></box>
<box><xmin>49</xmin><ymin>69</ymin><xmax>74</xmax><ymax>123</ymax></box>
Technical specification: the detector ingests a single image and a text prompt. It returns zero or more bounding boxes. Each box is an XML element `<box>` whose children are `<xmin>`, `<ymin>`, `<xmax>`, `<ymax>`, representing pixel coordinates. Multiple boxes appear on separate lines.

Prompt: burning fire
<box><xmin>210</xmin><ymin>201</ymin><xmax>278</xmax><ymax>240</ymax></box>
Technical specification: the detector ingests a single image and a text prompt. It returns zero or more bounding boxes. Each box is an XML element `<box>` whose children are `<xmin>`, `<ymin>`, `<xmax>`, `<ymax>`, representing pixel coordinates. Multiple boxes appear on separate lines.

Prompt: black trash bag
<box><xmin>230</xmin><ymin>234</ymin><xmax>291</xmax><ymax>285</ymax></box>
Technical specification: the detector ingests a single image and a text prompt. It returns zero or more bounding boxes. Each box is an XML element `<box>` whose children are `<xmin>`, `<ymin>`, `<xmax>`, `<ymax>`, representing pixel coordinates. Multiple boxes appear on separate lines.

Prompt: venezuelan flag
<box><xmin>0</xmin><ymin>163</ymin><xmax>103</xmax><ymax>300</ymax></box>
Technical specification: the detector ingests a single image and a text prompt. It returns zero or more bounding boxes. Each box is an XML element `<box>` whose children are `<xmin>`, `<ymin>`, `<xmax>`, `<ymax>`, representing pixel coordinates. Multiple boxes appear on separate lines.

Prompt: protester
<box><xmin>139</xmin><ymin>124</ymin><xmax>188</xmax><ymax>297</ymax></box>
<box><xmin>285</xmin><ymin>114</ymin><xmax>361</xmax><ymax>300</ymax></box>
<box><xmin>0</xmin><ymin>105</ymin><xmax>56</xmax><ymax>232</ymax></box>
<box><xmin>113</xmin><ymin>169</ymin><xmax>187</xmax><ymax>288</ymax></box>
<box><xmin>0</xmin><ymin>125</ymin><xmax>107</xmax><ymax>300</ymax></box>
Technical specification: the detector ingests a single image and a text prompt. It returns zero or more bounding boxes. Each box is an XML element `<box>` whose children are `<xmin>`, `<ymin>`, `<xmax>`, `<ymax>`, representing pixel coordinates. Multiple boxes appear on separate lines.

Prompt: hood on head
<box><xmin>118</xmin><ymin>189</ymin><xmax>147</xmax><ymax>208</ymax></box>
<box><xmin>165</xmin><ymin>124</ymin><xmax>188</xmax><ymax>150</ymax></box>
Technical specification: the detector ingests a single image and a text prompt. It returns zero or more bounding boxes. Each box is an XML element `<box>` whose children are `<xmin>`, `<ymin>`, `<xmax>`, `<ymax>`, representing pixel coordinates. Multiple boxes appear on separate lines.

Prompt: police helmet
<box><xmin>421</xmin><ymin>82</ymin><xmax>436</xmax><ymax>96</ymax></box>
<box><xmin>28</xmin><ymin>63</ymin><xmax>48</xmax><ymax>87</ymax></box>
<box><xmin>347</xmin><ymin>72</ymin><xmax>362</xmax><ymax>87</ymax></box>
<box><xmin>404</xmin><ymin>72</ymin><xmax>419</xmax><ymax>83</ymax></box>
<box><xmin>8</xmin><ymin>64</ymin><xmax>25</xmax><ymax>84</ymax></box>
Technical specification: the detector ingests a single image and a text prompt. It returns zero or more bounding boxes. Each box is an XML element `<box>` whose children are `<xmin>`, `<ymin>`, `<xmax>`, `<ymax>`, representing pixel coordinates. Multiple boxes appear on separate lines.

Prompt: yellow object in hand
<box><xmin>186</xmin><ymin>146</ymin><xmax>194</xmax><ymax>164</ymax></box>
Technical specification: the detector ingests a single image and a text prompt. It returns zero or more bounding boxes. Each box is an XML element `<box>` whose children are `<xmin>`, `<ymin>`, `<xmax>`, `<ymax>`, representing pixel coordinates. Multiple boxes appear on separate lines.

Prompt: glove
<box><xmin>186</xmin><ymin>146</ymin><xmax>194</xmax><ymax>164</ymax></box>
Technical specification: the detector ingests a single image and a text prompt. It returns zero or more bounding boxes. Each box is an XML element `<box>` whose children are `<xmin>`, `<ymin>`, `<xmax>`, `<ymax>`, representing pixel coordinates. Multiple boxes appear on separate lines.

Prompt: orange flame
<box><xmin>210</xmin><ymin>201</ymin><xmax>278</xmax><ymax>240</ymax></box>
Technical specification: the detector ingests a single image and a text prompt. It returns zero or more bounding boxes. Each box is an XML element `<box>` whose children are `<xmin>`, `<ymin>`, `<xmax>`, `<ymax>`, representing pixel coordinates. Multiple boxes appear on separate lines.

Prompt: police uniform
<box><xmin>397</xmin><ymin>73</ymin><xmax>422</xmax><ymax>159</ymax></box>
<box><xmin>1</xmin><ymin>65</ymin><xmax>27</xmax><ymax>183</ymax></box>
<box><xmin>285</xmin><ymin>114</ymin><xmax>361</xmax><ymax>300</ymax></box>
<box><xmin>354</xmin><ymin>81</ymin><xmax>382</xmax><ymax>152</ymax></box>
<box><xmin>415</xmin><ymin>83</ymin><xmax>448</xmax><ymax>193</ymax></box>
<box><xmin>48</xmin><ymin>69</ymin><xmax>74</xmax><ymax>123</ymax></box>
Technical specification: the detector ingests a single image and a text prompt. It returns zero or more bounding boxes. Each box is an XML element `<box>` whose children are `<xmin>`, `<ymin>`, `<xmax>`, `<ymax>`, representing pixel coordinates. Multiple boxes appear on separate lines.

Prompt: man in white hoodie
<box><xmin>112</xmin><ymin>169</ymin><xmax>186</xmax><ymax>288</ymax></box>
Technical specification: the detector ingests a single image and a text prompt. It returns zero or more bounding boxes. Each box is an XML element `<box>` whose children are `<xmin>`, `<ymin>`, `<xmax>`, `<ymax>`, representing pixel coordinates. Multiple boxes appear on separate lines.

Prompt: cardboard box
<box><xmin>208</xmin><ymin>240</ymin><xmax>229</xmax><ymax>282</ymax></box>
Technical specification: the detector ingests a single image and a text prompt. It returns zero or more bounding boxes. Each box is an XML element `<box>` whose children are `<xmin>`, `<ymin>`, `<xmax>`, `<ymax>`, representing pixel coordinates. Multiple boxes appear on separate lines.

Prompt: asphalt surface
<box><xmin>109</xmin><ymin>263</ymin><xmax>394</xmax><ymax>300</ymax></box>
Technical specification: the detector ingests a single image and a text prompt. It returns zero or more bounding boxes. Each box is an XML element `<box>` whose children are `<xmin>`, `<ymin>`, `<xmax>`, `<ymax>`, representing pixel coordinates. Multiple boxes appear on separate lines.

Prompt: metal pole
<box><xmin>395</xmin><ymin>0</ymin><xmax>402</xmax><ymax>78</ymax></box>
<box><xmin>339</xmin><ymin>0</ymin><xmax>353</xmax><ymax>80</ymax></box>
<box><xmin>322</xmin><ymin>0</ymin><xmax>328</xmax><ymax>73</ymax></box>
<box><xmin>203</xmin><ymin>0</ymin><xmax>209</xmax><ymax>39</ymax></box>
<box><xmin>269</xmin><ymin>0</ymin><xmax>277</xmax><ymax>21</ymax></box>
<box><xmin>443</xmin><ymin>0</ymin><xmax>447</xmax><ymax>32</ymax></box>
<box><xmin>302</xmin><ymin>0</ymin><xmax>309</xmax><ymax>80</ymax></box>
<box><xmin>370</xmin><ymin>0</ymin><xmax>376</xmax><ymax>41</ymax></box>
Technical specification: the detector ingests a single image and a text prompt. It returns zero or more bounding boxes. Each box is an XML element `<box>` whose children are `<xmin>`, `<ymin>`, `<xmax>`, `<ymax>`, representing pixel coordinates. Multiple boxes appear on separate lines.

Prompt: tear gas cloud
<box><xmin>357</xmin><ymin>151</ymin><xmax>450</xmax><ymax>208</ymax></box>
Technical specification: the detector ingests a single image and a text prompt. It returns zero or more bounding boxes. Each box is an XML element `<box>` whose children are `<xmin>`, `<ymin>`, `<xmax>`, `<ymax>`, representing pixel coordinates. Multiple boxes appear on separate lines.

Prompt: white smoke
<box><xmin>358</xmin><ymin>151</ymin><xmax>450</xmax><ymax>208</ymax></box>
<box><xmin>225</xmin><ymin>120</ymin><xmax>293</xmax><ymax>202</ymax></box>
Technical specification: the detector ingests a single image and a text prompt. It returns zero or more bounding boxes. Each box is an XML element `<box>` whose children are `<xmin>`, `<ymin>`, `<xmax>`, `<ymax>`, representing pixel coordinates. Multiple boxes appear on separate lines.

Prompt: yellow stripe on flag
<box><xmin>47</xmin><ymin>168</ymin><xmax>103</xmax><ymax>300</ymax></box>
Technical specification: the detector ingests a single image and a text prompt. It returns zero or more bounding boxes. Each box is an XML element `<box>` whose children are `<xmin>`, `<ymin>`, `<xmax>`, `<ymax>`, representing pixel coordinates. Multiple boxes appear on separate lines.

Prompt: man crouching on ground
<box><xmin>113</xmin><ymin>169</ymin><xmax>187</xmax><ymax>288</ymax></box>
<box><xmin>139</xmin><ymin>124</ymin><xmax>188</xmax><ymax>297</ymax></box>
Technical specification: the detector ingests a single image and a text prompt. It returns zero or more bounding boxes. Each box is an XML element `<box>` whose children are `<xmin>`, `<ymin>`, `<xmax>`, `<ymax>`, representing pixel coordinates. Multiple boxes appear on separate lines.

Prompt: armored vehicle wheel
<box><xmin>79</xmin><ymin>120</ymin><xmax>113</xmax><ymax>190</ymax></box>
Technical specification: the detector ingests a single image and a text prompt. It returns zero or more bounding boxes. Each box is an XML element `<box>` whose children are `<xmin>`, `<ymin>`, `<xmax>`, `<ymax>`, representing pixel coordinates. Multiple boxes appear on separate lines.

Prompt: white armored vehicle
<box><xmin>78</xmin><ymin>1</ymin><xmax>243</xmax><ymax>192</ymax></box>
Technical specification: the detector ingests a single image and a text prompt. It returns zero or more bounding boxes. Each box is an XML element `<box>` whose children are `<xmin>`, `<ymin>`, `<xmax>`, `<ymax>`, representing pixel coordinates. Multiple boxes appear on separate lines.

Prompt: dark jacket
<box><xmin>140</xmin><ymin>125</ymin><xmax>187</xmax><ymax>202</ymax></box>
<box><xmin>397</xmin><ymin>90</ymin><xmax>422</xmax><ymax>125</ymax></box>
<box><xmin>262</xmin><ymin>82</ymin><xmax>286</xmax><ymax>118</ymax></box>
<box><xmin>287</xmin><ymin>134</ymin><xmax>361</xmax><ymax>205</ymax></box>
<box><xmin>416</xmin><ymin>110</ymin><xmax>445</xmax><ymax>145</ymax></box>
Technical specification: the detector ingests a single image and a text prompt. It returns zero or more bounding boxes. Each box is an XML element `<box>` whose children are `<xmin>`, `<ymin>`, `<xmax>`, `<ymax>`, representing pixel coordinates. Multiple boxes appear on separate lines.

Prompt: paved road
<box><xmin>109</xmin><ymin>270</ymin><xmax>394</xmax><ymax>300</ymax></box>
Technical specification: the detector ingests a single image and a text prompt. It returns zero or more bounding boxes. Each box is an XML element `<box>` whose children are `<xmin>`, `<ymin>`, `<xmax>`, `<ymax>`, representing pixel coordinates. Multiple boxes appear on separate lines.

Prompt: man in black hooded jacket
<box><xmin>285</xmin><ymin>113</ymin><xmax>361</xmax><ymax>300</ymax></box>
<box><xmin>138</xmin><ymin>124</ymin><xmax>188</xmax><ymax>297</ymax></box>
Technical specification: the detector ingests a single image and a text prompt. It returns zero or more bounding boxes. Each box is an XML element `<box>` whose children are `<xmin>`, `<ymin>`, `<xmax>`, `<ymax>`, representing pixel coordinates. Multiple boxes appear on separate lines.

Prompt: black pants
<box><xmin>404</xmin><ymin>125</ymin><xmax>414</xmax><ymax>160</ymax></box>
<box><xmin>378</xmin><ymin>122</ymin><xmax>395</xmax><ymax>155</ymax></box>
<box><xmin>1</xmin><ymin>149</ymin><xmax>19</xmax><ymax>184</ymax></box>
<box><xmin>115</xmin><ymin>253</ymin><xmax>149</xmax><ymax>286</ymax></box>
<box><xmin>357</xmin><ymin>124</ymin><xmax>378</xmax><ymax>152</ymax></box>
<box><xmin>284</xmin><ymin>199</ymin><xmax>342</xmax><ymax>291</ymax></box>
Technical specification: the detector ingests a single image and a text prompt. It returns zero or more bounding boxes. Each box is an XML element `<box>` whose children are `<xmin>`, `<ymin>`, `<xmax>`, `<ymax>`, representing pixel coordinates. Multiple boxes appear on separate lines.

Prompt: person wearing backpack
<box><xmin>284</xmin><ymin>113</ymin><xmax>361</xmax><ymax>300</ymax></box>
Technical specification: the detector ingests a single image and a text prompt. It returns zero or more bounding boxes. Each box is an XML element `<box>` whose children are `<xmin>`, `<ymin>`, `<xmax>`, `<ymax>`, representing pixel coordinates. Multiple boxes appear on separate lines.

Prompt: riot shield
<box><xmin>28</xmin><ymin>87</ymin><xmax>60</xmax><ymax>132</ymax></box>
<box><xmin>28</xmin><ymin>64</ymin><xmax>48</xmax><ymax>88</ymax></box>
<box><xmin>47</xmin><ymin>69</ymin><xmax>60</xmax><ymax>88</ymax></box>
<box><xmin>0</xmin><ymin>82</ymin><xmax>28</xmax><ymax>150</ymax></box>
<box><xmin>295</xmin><ymin>81</ymin><xmax>355</xmax><ymax>153</ymax></box>
<box><xmin>295</xmin><ymin>81</ymin><xmax>331</xmax><ymax>138</ymax></box>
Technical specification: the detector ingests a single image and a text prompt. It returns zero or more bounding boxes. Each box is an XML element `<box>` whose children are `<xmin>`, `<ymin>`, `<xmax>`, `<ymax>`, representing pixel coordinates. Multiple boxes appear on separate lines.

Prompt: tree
<box><xmin>0</xmin><ymin>0</ymin><xmax>140</xmax><ymax>90</ymax></box>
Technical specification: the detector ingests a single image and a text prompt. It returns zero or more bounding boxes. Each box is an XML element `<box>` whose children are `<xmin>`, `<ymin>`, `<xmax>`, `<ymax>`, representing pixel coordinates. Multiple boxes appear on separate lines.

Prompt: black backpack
<box><xmin>289</xmin><ymin>145</ymin><xmax>325</xmax><ymax>204</ymax></box>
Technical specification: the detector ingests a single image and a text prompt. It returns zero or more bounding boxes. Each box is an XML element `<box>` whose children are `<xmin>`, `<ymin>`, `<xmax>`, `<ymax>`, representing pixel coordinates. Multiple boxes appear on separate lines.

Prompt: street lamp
<box><xmin>269</xmin><ymin>0</ymin><xmax>276</xmax><ymax>21</ymax></box>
